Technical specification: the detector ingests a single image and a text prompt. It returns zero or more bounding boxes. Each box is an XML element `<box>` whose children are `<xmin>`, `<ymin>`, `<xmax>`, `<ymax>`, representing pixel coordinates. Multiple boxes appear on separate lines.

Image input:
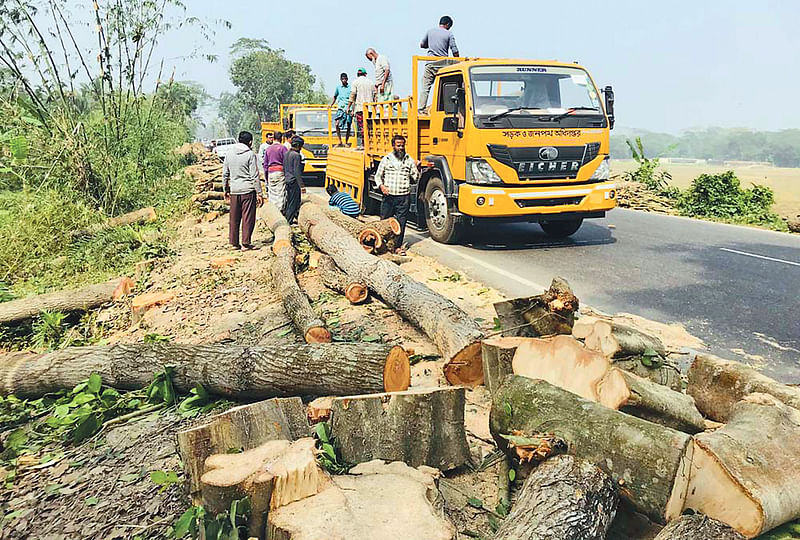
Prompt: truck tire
<box><xmin>540</xmin><ymin>218</ymin><xmax>583</xmax><ymax>238</ymax></box>
<box><xmin>424</xmin><ymin>177</ymin><xmax>463</xmax><ymax>244</ymax></box>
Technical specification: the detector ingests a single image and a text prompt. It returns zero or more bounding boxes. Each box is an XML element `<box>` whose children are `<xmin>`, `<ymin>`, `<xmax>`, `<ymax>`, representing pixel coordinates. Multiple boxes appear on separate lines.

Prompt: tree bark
<box><xmin>330</xmin><ymin>387</ymin><xmax>470</xmax><ymax>471</ymax></box>
<box><xmin>618</xmin><ymin>370</ymin><xmax>706</xmax><ymax>434</ymax></box>
<box><xmin>357</xmin><ymin>218</ymin><xmax>402</xmax><ymax>254</ymax></box>
<box><xmin>574</xmin><ymin>319</ymin><xmax>667</xmax><ymax>358</ymax></box>
<box><xmin>0</xmin><ymin>277</ymin><xmax>134</xmax><ymax>325</ymax></box>
<box><xmin>71</xmin><ymin>207</ymin><xmax>157</xmax><ymax>238</ymax></box>
<box><xmin>653</xmin><ymin>514</ymin><xmax>745</xmax><ymax>540</ymax></box>
<box><xmin>176</xmin><ymin>397</ymin><xmax>308</xmax><ymax>500</ymax></box>
<box><xmin>191</xmin><ymin>191</ymin><xmax>225</xmax><ymax>203</ymax></box>
<box><xmin>687</xmin><ymin>353</ymin><xmax>800</xmax><ymax>422</ymax></box>
<box><xmin>0</xmin><ymin>342</ymin><xmax>411</xmax><ymax>399</ymax></box>
<box><xmin>685</xmin><ymin>393</ymin><xmax>800</xmax><ymax>538</ymax></box>
<box><xmin>260</xmin><ymin>202</ymin><xmax>292</xmax><ymax>255</ymax></box>
<box><xmin>493</xmin><ymin>277</ymin><xmax>579</xmax><ymax>337</ymax></box>
<box><xmin>481</xmin><ymin>336</ymin><xmax>529</xmax><ymax>397</ymax></box>
<box><xmin>613</xmin><ymin>357</ymin><xmax>683</xmax><ymax>392</ymax></box>
<box><xmin>317</xmin><ymin>254</ymin><xmax>368</xmax><ymax>304</ymax></box>
<box><xmin>493</xmin><ymin>455</ymin><xmax>618</xmax><ymax>540</ymax></box>
<box><xmin>490</xmin><ymin>376</ymin><xmax>693</xmax><ymax>524</ymax></box>
<box><xmin>299</xmin><ymin>202</ymin><xmax>484</xmax><ymax>386</ymax></box>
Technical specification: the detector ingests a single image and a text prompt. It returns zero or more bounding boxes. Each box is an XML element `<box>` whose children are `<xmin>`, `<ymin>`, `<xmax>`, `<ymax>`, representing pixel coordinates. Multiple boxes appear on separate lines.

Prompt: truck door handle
<box><xmin>433</xmin><ymin>137</ymin><xmax>439</xmax><ymax>144</ymax></box>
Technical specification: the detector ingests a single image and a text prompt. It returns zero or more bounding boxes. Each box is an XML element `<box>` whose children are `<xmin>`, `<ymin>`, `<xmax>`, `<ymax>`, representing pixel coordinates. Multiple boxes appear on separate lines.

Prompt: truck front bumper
<box><xmin>457</xmin><ymin>181</ymin><xmax>617</xmax><ymax>218</ymax></box>
<box><xmin>303</xmin><ymin>159</ymin><xmax>326</xmax><ymax>174</ymax></box>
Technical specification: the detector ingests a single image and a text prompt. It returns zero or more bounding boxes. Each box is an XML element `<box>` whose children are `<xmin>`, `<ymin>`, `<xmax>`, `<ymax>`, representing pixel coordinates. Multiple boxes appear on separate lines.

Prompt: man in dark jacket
<box><xmin>223</xmin><ymin>131</ymin><xmax>263</xmax><ymax>249</ymax></box>
<box><xmin>282</xmin><ymin>136</ymin><xmax>306</xmax><ymax>223</ymax></box>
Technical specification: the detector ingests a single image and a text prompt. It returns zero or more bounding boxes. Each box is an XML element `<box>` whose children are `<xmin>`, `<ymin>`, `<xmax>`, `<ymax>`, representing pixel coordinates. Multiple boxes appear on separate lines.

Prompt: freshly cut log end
<box><xmin>443</xmin><ymin>342</ymin><xmax>484</xmax><ymax>387</ymax></box>
<box><xmin>330</xmin><ymin>387</ymin><xmax>470</xmax><ymax>471</ymax></box>
<box><xmin>316</xmin><ymin>254</ymin><xmax>369</xmax><ymax>305</ymax></box>
<box><xmin>382</xmin><ymin>346</ymin><xmax>411</xmax><ymax>392</ymax></box>
<box><xmin>685</xmin><ymin>393</ymin><xmax>800</xmax><ymax>538</ymax></box>
<box><xmin>357</xmin><ymin>228</ymin><xmax>384</xmax><ymax>252</ymax></box>
<box><xmin>307</xmin><ymin>396</ymin><xmax>334</xmax><ymax>423</ymax></box>
<box><xmin>304</xmin><ymin>326</ymin><xmax>332</xmax><ymax>343</ymax></box>
<box><xmin>579</xmin><ymin>319</ymin><xmax>666</xmax><ymax>359</ymax></box>
<box><xmin>493</xmin><ymin>455</ymin><xmax>618</xmax><ymax>540</ymax></box>
<box><xmin>112</xmin><ymin>277</ymin><xmax>136</xmax><ymax>300</ymax></box>
<box><xmin>343</xmin><ymin>283</ymin><xmax>368</xmax><ymax>304</ymax></box>
<box><xmin>653</xmin><ymin>513</ymin><xmax>746</xmax><ymax>540</ymax></box>
<box><xmin>272</xmin><ymin>239</ymin><xmax>292</xmax><ymax>255</ymax></box>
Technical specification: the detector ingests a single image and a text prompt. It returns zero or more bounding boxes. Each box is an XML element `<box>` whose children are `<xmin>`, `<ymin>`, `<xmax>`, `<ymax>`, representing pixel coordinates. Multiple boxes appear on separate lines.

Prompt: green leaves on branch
<box><xmin>313</xmin><ymin>421</ymin><xmax>349</xmax><ymax>474</ymax></box>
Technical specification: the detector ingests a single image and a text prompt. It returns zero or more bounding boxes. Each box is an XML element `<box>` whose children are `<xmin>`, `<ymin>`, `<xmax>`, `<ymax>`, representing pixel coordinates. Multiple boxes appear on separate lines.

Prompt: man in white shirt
<box><xmin>347</xmin><ymin>68</ymin><xmax>375</xmax><ymax>148</ymax></box>
<box><xmin>365</xmin><ymin>48</ymin><xmax>393</xmax><ymax>102</ymax></box>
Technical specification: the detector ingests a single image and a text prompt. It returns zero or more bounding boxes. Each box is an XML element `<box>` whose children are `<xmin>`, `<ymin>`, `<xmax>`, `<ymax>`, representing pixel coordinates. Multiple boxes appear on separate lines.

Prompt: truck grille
<box><xmin>514</xmin><ymin>196</ymin><xmax>585</xmax><ymax>208</ymax></box>
<box><xmin>305</xmin><ymin>143</ymin><xmax>328</xmax><ymax>158</ymax></box>
<box><xmin>488</xmin><ymin>142</ymin><xmax>602</xmax><ymax>179</ymax></box>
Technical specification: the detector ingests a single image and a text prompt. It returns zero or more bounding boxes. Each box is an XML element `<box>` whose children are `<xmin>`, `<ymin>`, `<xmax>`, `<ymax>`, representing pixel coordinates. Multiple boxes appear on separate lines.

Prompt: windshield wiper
<box><xmin>551</xmin><ymin>107</ymin><xmax>601</xmax><ymax>121</ymax></box>
<box><xmin>298</xmin><ymin>128</ymin><xmax>326</xmax><ymax>135</ymax></box>
<box><xmin>488</xmin><ymin>107</ymin><xmax>544</xmax><ymax>121</ymax></box>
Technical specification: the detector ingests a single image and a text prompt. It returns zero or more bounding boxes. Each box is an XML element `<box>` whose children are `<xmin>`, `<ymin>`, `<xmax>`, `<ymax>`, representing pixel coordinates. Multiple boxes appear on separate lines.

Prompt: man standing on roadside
<box><xmin>257</xmin><ymin>130</ymin><xmax>274</xmax><ymax>180</ymax></box>
<box><xmin>374</xmin><ymin>134</ymin><xmax>419</xmax><ymax>253</ymax></box>
<box><xmin>264</xmin><ymin>131</ymin><xmax>288</xmax><ymax>211</ymax></box>
<box><xmin>282</xmin><ymin>136</ymin><xmax>306</xmax><ymax>224</ymax></box>
<box><xmin>419</xmin><ymin>15</ymin><xmax>460</xmax><ymax>113</ymax></box>
<box><xmin>365</xmin><ymin>48</ymin><xmax>393</xmax><ymax>102</ymax></box>
<box><xmin>347</xmin><ymin>68</ymin><xmax>375</xmax><ymax>148</ymax></box>
<box><xmin>329</xmin><ymin>73</ymin><xmax>353</xmax><ymax>147</ymax></box>
<box><xmin>223</xmin><ymin>131</ymin><xmax>263</xmax><ymax>250</ymax></box>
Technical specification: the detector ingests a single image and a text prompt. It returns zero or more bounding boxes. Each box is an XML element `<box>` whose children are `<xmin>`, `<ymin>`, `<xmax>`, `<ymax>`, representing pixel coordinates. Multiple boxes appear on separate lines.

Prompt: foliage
<box><xmin>676</xmin><ymin>171</ymin><xmax>785</xmax><ymax>228</ymax></box>
<box><xmin>173</xmin><ymin>497</ymin><xmax>251</xmax><ymax>540</ymax></box>
<box><xmin>218</xmin><ymin>92</ymin><xmax>259</xmax><ymax>136</ymax></box>
<box><xmin>622</xmin><ymin>137</ymin><xmax>676</xmax><ymax>194</ymax></box>
<box><xmin>757</xmin><ymin>519</ymin><xmax>800</xmax><ymax>539</ymax></box>
<box><xmin>313</xmin><ymin>421</ymin><xmax>349</xmax><ymax>474</ymax></box>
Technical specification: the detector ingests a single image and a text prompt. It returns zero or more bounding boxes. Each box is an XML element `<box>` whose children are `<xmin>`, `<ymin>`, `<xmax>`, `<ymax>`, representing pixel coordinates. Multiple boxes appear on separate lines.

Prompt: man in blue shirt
<box><xmin>419</xmin><ymin>15</ymin><xmax>460</xmax><ymax>113</ymax></box>
<box><xmin>329</xmin><ymin>73</ymin><xmax>352</xmax><ymax>147</ymax></box>
<box><xmin>326</xmin><ymin>184</ymin><xmax>360</xmax><ymax>217</ymax></box>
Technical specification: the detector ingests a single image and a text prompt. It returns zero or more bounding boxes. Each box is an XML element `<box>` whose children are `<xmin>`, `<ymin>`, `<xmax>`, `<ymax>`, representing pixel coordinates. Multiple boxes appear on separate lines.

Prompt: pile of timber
<box><xmin>616</xmin><ymin>179</ymin><xmax>679</xmax><ymax>214</ymax></box>
<box><xmin>187</xmin><ymin>149</ymin><xmax>227</xmax><ymax>212</ymax></box>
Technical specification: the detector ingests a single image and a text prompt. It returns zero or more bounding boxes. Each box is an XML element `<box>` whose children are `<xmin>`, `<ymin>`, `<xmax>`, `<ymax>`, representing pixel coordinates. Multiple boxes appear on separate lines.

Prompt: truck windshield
<box><xmin>470</xmin><ymin>65</ymin><xmax>604</xmax><ymax>128</ymax></box>
<box><xmin>294</xmin><ymin>110</ymin><xmax>329</xmax><ymax>136</ymax></box>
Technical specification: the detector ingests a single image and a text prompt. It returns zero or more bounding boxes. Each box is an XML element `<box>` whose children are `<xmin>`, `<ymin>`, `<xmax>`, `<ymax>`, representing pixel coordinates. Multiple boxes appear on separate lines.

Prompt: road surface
<box><xmin>405</xmin><ymin>209</ymin><xmax>800</xmax><ymax>382</ymax></box>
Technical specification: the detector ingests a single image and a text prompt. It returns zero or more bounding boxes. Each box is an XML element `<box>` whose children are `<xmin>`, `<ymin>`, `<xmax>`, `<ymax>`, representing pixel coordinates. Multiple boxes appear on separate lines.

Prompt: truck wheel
<box><xmin>540</xmin><ymin>218</ymin><xmax>583</xmax><ymax>238</ymax></box>
<box><xmin>425</xmin><ymin>177</ymin><xmax>463</xmax><ymax>244</ymax></box>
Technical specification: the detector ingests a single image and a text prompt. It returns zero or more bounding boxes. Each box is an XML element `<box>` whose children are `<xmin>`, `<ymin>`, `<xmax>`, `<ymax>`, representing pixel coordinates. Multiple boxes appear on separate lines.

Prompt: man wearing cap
<box><xmin>347</xmin><ymin>68</ymin><xmax>375</xmax><ymax>148</ymax></box>
<box><xmin>282</xmin><ymin>136</ymin><xmax>306</xmax><ymax>223</ymax></box>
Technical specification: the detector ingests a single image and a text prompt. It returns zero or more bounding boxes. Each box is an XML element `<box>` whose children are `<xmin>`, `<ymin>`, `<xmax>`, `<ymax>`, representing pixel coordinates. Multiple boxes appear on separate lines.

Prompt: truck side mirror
<box><xmin>442</xmin><ymin>117</ymin><xmax>458</xmax><ymax>132</ymax></box>
<box><xmin>603</xmin><ymin>85</ymin><xmax>615</xmax><ymax>129</ymax></box>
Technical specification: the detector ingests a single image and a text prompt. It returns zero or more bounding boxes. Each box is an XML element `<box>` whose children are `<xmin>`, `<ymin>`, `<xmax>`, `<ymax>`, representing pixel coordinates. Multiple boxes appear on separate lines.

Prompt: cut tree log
<box><xmin>685</xmin><ymin>393</ymin><xmax>800</xmax><ymax>538</ymax></box>
<box><xmin>618</xmin><ymin>370</ymin><xmax>706</xmax><ymax>434</ymax></box>
<box><xmin>687</xmin><ymin>353</ymin><xmax>800</xmax><ymax>422</ymax></box>
<box><xmin>481</xmin><ymin>336</ymin><xmax>529</xmax><ymax>397</ymax></box>
<box><xmin>493</xmin><ymin>277</ymin><xmax>579</xmax><ymax>337</ymax></box>
<box><xmin>0</xmin><ymin>277</ymin><xmax>134</xmax><ymax>325</ymax></box>
<box><xmin>191</xmin><ymin>191</ymin><xmax>225</xmax><ymax>203</ymax></box>
<box><xmin>261</xmin><ymin>201</ymin><xmax>330</xmax><ymax>343</ymax></box>
<box><xmin>490</xmin><ymin>376</ymin><xmax>693</xmax><ymax>523</ymax></box>
<box><xmin>316</xmin><ymin>254</ymin><xmax>368</xmax><ymax>304</ymax></box>
<box><xmin>71</xmin><ymin>207</ymin><xmax>157</xmax><ymax>238</ymax></box>
<box><xmin>201</xmin><ymin>437</ymin><xmax>327</xmax><ymax>538</ymax></box>
<box><xmin>653</xmin><ymin>513</ymin><xmax>745</xmax><ymax>540</ymax></box>
<box><xmin>329</xmin><ymin>387</ymin><xmax>470</xmax><ymax>471</ymax></box>
<box><xmin>176</xmin><ymin>397</ymin><xmax>308</xmax><ymax>501</ymax></box>
<box><xmin>357</xmin><ymin>218</ymin><xmax>402</xmax><ymax>254</ymax></box>
<box><xmin>574</xmin><ymin>318</ymin><xmax>667</xmax><ymax>358</ymax></box>
<box><xmin>613</xmin><ymin>357</ymin><xmax>682</xmax><ymax>392</ymax></box>
<box><xmin>306</xmin><ymin>396</ymin><xmax>333</xmax><ymax>424</ymax></box>
<box><xmin>267</xmin><ymin>460</ymin><xmax>454</xmax><ymax>540</ymax></box>
<box><xmin>0</xmin><ymin>342</ymin><xmax>411</xmax><ymax>399</ymax></box>
<box><xmin>299</xmin><ymin>202</ymin><xmax>484</xmax><ymax>386</ymax></box>
<box><xmin>493</xmin><ymin>455</ymin><xmax>618</xmax><ymax>540</ymax></box>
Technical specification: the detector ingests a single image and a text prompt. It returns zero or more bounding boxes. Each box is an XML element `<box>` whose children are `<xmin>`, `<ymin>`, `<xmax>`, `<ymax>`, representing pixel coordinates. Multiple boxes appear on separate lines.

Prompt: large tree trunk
<box><xmin>357</xmin><ymin>218</ymin><xmax>402</xmax><ymax>254</ymax></box>
<box><xmin>176</xmin><ymin>397</ymin><xmax>308</xmax><ymax>501</ymax></box>
<box><xmin>0</xmin><ymin>342</ymin><xmax>411</xmax><ymax>399</ymax></box>
<box><xmin>0</xmin><ymin>277</ymin><xmax>134</xmax><ymax>325</ymax></box>
<box><xmin>493</xmin><ymin>455</ymin><xmax>618</xmax><ymax>540</ymax></box>
<box><xmin>618</xmin><ymin>370</ymin><xmax>706</xmax><ymax>434</ymax></box>
<box><xmin>574</xmin><ymin>318</ymin><xmax>667</xmax><ymax>358</ymax></box>
<box><xmin>316</xmin><ymin>254</ymin><xmax>368</xmax><ymax>304</ymax></box>
<box><xmin>329</xmin><ymin>387</ymin><xmax>470</xmax><ymax>471</ymax></box>
<box><xmin>685</xmin><ymin>393</ymin><xmax>800</xmax><ymax>538</ymax></box>
<box><xmin>261</xmin><ymin>202</ymin><xmax>330</xmax><ymax>343</ymax></box>
<box><xmin>653</xmin><ymin>514</ymin><xmax>745</xmax><ymax>540</ymax></box>
<box><xmin>71</xmin><ymin>207</ymin><xmax>157</xmax><ymax>238</ymax></box>
<box><xmin>490</xmin><ymin>376</ymin><xmax>693</xmax><ymax>524</ymax></box>
<box><xmin>299</xmin><ymin>202</ymin><xmax>484</xmax><ymax>386</ymax></box>
<box><xmin>687</xmin><ymin>353</ymin><xmax>800</xmax><ymax>422</ymax></box>
<box><xmin>493</xmin><ymin>277</ymin><xmax>579</xmax><ymax>337</ymax></box>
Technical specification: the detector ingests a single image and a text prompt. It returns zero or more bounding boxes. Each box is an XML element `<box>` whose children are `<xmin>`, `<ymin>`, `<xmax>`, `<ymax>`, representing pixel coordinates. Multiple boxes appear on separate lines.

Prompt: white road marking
<box><xmin>719</xmin><ymin>247</ymin><xmax>800</xmax><ymax>268</ymax></box>
<box><xmin>408</xmin><ymin>232</ymin><xmax>549</xmax><ymax>292</ymax></box>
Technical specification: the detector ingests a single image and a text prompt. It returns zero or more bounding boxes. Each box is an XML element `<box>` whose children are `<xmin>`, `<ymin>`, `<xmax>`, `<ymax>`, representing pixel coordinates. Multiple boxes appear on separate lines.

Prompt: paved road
<box><xmin>405</xmin><ymin>209</ymin><xmax>800</xmax><ymax>382</ymax></box>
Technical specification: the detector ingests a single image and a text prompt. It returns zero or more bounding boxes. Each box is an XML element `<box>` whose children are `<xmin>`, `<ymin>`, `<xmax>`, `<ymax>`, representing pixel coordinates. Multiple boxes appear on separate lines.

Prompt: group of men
<box><xmin>329</xmin><ymin>15</ymin><xmax>460</xmax><ymax>148</ymax></box>
<box><xmin>222</xmin><ymin>129</ymin><xmax>306</xmax><ymax>250</ymax></box>
<box><xmin>223</xmin><ymin>15</ymin><xmax>461</xmax><ymax>254</ymax></box>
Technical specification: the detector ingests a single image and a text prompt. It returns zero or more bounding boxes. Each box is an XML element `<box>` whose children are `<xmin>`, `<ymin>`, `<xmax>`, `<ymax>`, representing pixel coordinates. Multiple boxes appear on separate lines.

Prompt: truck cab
<box><xmin>326</xmin><ymin>57</ymin><xmax>618</xmax><ymax>243</ymax></box>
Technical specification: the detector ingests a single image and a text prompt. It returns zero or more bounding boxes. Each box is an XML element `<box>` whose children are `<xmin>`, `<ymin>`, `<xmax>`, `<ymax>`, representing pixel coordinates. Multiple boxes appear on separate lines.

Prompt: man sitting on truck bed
<box><xmin>419</xmin><ymin>15</ymin><xmax>459</xmax><ymax>113</ymax></box>
<box><xmin>375</xmin><ymin>134</ymin><xmax>419</xmax><ymax>253</ymax></box>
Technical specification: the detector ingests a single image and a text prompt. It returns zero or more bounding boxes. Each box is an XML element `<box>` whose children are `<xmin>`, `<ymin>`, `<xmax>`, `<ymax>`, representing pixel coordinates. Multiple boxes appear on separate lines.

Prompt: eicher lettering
<box><xmin>517</xmin><ymin>161</ymin><xmax>580</xmax><ymax>173</ymax></box>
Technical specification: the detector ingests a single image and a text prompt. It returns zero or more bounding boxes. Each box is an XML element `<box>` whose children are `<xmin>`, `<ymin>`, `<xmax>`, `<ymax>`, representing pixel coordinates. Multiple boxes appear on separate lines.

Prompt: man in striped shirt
<box><xmin>375</xmin><ymin>134</ymin><xmax>420</xmax><ymax>252</ymax></box>
<box><xmin>326</xmin><ymin>184</ymin><xmax>360</xmax><ymax>217</ymax></box>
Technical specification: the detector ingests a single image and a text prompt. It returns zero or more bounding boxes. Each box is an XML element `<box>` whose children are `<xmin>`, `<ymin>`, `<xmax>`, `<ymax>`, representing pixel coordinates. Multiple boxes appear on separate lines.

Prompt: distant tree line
<box><xmin>611</xmin><ymin>128</ymin><xmax>800</xmax><ymax>168</ymax></box>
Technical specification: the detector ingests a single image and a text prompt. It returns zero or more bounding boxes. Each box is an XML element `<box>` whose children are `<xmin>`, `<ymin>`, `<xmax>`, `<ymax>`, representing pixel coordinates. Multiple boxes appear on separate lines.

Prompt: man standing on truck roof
<box><xmin>347</xmin><ymin>68</ymin><xmax>375</xmax><ymax>148</ymax></box>
<box><xmin>329</xmin><ymin>73</ymin><xmax>353</xmax><ymax>147</ymax></box>
<box><xmin>419</xmin><ymin>15</ymin><xmax>459</xmax><ymax>113</ymax></box>
<box><xmin>375</xmin><ymin>134</ymin><xmax>420</xmax><ymax>253</ymax></box>
<box><xmin>223</xmin><ymin>131</ymin><xmax>263</xmax><ymax>250</ymax></box>
<box><xmin>282</xmin><ymin>136</ymin><xmax>306</xmax><ymax>224</ymax></box>
<box><xmin>264</xmin><ymin>131</ymin><xmax>288</xmax><ymax>211</ymax></box>
<box><xmin>365</xmin><ymin>48</ymin><xmax>393</xmax><ymax>103</ymax></box>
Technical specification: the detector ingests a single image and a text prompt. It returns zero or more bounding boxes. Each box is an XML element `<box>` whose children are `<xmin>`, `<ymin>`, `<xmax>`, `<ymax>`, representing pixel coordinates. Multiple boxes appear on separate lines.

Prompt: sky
<box><xmin>70</xmin><ymin>0</ymin><xmax>800</xmax><ymax>133</ymax></box>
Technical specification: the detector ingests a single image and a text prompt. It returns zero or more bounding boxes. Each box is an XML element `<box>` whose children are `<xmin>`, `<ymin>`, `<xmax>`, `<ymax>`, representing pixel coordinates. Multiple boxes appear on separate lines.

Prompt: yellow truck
<box><xmin>325</xmin><ymin>56</ymin><xmax>618</xmax><ymax>243</ymax></box>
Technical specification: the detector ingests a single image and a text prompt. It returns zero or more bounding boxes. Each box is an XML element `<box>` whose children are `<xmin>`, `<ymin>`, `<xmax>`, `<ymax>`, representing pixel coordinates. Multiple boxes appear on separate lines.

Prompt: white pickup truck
<box><xmin>213</xmin><ymin>137</ymin><xmax>237</xmax><ymax>162</ymax></box>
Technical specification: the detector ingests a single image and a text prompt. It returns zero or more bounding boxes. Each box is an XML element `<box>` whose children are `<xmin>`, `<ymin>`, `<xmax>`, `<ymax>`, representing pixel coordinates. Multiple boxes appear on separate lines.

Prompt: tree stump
<box><xmin>492</xmin><ymin>277</ymin><xmax>579</xmax><ymax>337</ymax></box>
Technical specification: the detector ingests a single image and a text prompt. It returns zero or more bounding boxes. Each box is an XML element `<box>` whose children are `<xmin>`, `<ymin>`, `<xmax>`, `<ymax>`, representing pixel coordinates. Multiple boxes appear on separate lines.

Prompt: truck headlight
<box><xmin>590</xmin><ymin>157</ymin><xmax>610</xmax><ymax>180</ymax></box>
<box><xmin>467</xmin><ymin>159</ymin><xmax>503</xmax><ymax>184</ymax></box>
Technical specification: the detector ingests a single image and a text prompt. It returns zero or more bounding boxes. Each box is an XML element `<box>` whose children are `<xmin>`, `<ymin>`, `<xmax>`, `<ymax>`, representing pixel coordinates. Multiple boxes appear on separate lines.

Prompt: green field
<box><xmin>611</xmin><ymin>160</ymin><xmax>800</xmax><ymax>219</ymax></box>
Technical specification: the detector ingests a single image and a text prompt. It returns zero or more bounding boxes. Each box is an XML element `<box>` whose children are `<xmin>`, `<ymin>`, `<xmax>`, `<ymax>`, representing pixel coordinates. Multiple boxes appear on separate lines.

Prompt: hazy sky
<box><xmin>101</xmin><ymin>0</ymin><xmax>800</xmax><ymax>132</ymax></box>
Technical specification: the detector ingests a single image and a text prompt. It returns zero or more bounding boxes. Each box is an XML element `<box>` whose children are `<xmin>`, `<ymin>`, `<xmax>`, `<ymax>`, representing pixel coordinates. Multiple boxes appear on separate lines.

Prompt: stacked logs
<box><xmin>187</xmin><ymin>150</ymin><xmax>227</xmax><ymax>213</ymax></box>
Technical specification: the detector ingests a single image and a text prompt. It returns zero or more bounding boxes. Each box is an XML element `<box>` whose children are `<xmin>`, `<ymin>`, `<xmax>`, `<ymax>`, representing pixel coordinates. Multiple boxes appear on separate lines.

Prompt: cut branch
<box><xmin>493</xmin><ymin>277</ymin><xmax>579</xmax><ymax>337</ymax></box>
<box><xmin>574</xmin><ymin>318</ymin><xmax>667</xmax><ymax>358</ymax></box>
<box><xmin>316</xmin><ymin>254</ymin><xmax>368</xmax><ymax>304</ymax></box>
<box><xmin>653</xmin><ymin>514</ymin><xmax>745</xmax><ymax>540</ymax></box>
